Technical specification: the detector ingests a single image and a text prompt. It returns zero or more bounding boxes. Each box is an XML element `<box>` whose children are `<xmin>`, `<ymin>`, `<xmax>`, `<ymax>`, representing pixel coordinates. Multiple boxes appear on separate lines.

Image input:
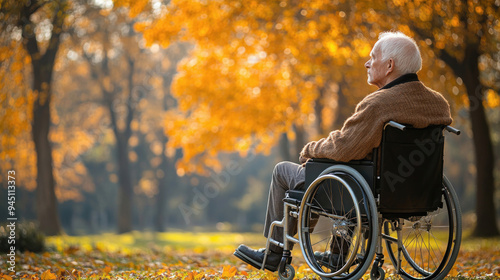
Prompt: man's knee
<box><xmin>272</xmin><ymin>161</ymin><xmax>304</xmax><ymax>191</ymax></box>
<box><xmin>273</xmin><ymin>161</ymin><xmax>285</xmax><ymax>173</ymax></box>
<box><xmin>272</xmin><ymin>161</ymin><xmax>292</xmax><ymax>179</ymax></box>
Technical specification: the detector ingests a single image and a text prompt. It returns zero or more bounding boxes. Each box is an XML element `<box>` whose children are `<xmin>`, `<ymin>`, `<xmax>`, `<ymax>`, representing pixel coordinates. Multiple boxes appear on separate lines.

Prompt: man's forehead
<box><xmin>370</xmin><ymin>45</ymin><xmax>380</xmax><ymax>57</ymax></box>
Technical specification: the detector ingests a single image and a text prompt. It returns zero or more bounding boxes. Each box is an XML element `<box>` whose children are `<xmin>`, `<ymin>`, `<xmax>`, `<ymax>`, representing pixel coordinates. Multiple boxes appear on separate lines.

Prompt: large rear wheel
<box><xmin>298</xmin><ymin>166</ymin><xmax>378</xmax><ymax>280</ymax></box>
<box><xmin>383</xmin><ymin>176</ymin><xmax>462</xmax><ymax>280</ymax></box>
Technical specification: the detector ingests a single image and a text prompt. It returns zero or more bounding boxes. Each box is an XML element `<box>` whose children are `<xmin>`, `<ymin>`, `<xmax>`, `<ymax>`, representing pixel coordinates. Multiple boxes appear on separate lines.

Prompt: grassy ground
<box><xmin>0</xmin><ymin>231</ymin><xmax>498</xmax><ymax>279</ymax></box>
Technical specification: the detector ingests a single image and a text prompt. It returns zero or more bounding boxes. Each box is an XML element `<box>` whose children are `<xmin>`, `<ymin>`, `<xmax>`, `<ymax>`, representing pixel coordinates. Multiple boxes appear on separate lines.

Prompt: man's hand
<box><xmin>299</xmin><ymin>154</ymin><xmax>309</xmax><ymax>164</ymax></box>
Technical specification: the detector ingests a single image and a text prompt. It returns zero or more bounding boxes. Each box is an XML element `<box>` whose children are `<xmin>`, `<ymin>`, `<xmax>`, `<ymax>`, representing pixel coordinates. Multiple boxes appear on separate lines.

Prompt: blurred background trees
<box><xmin>0</xmin><ymin>0</ymin><xmax>498</xmax><ymax>236</ymax></box>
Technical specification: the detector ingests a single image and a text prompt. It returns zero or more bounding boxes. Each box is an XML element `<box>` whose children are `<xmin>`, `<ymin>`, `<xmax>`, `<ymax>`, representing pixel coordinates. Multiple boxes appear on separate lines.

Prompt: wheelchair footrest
<box><xmin>283</xmin><ymin>190</ymin><xmax>305</xmax><ymax>206</ymax></box>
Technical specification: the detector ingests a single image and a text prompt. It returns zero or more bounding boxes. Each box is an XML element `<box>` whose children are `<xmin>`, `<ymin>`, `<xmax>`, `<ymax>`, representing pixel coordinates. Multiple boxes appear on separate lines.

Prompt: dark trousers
<box><xmin>263</xmin><ymin>161</ymin><xmax>305</xmax><ymax>252</ymax></box>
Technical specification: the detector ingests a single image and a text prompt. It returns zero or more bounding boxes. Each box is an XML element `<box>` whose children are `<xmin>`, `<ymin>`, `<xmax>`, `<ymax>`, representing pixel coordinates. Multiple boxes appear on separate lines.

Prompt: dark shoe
<box><xmin>233</xmin><ymin>245</ymin><xmax>281</xmax><ymax>272</ymax></box>
<box><xmin>314</xmin><ymin>235</ymin><xmax>350</xmax><ymax>270</ymax></box>
<box><xmin>314</xmin><ymin>251</ymin><xmax>365</xmax><ymax>271</ymax></box>
<box><xmin>314</xmin><ymin>251</ymin><xmax>346</xmax><ymax>270</ymax></box>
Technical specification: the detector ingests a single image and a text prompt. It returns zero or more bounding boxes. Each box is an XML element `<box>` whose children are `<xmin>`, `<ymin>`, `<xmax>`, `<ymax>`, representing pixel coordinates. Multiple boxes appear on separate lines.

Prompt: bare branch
<box><xmin>43</xmin><ymin>0</ymin><xmax>68</xmax><ymax>65</ymax></box>
<box><xmin>29</xmin><ymin>0</ymin><xmax>49</xmax><ymax>15</ymax></box>
<box><xmin>19</xmin><ymin>4</ymin><xmax>40</xmax><ymax>59</ymax></box>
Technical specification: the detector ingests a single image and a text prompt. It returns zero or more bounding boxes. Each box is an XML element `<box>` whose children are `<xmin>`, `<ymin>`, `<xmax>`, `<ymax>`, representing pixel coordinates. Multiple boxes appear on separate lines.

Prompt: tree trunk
<box><xmin>279</xmin><ymin>133</ymin><xmax>292</xmax><ymax>162</ymax></box>
<box><xmin>154</xmin><ymin>121</ymin><xmax>171</xmax><ymax>232</ymax></box>
<box><xmin>87</xmin><ymin>48</ymin><xmax>137</xmax><ymax>233</ymax></box>
<box><xmin>32</xmin><ymin>65</ymin><xmax>62</xmax><ymax>235</ymax></box>
<box><xmin>116</xmin><ymin>135</ymin><xmax>133</xmax><ymax>233</ymax></box>
<box><xmin>114</xmin><ymin>58</ymin><xmax>136</xmax><ymax>233</ymax></box>
<box><xmin>461</xmin><ymin>47</ymin><xmax>499</xmax><ymax>237</ymax></box>
<box><xmin>117</xmin><ymin>57</ymin><xmax>137</xmax><ymax>233</ymax></box>
<box><xmin>154</xmin><ymin>68</ymin><xmax>179</xmax><ymax>232</ymax></box>
<box><xmin>333</xmin><ymin>81</ymin><xmax>349</xmax><ymax>131</ymax></box>
<box><xmin>294</xmin><ymin>124</ymin><xmax>306</xmax><ymax>158</ymax></box>
<box><xmin>314</xmin><ymin>87</ymin><xmax>325</xmax><ymax>135</ymax></box>
<box><xmin>21</xmin><ymin>1</ymin><xmax>66</xmax><ymax>236</ymax></box>
<box><xmin>154</xmin><ymin>153</ymin><xmax>169</xmax><ymax>232</ymax></box>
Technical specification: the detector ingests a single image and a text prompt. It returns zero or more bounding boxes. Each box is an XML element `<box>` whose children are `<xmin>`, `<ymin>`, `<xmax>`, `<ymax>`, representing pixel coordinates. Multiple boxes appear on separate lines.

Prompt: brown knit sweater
<box><xmin>299</xmin><ymin>79</ymin><xmax>453</xmax><ymax>163</ymax></box>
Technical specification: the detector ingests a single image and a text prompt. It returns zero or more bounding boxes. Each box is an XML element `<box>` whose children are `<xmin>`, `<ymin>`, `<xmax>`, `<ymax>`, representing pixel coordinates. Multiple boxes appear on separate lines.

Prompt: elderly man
<box><xmin>234</xmin><ymin>31</ymin><xmax>452</xmax><ymax>272</ymax></box>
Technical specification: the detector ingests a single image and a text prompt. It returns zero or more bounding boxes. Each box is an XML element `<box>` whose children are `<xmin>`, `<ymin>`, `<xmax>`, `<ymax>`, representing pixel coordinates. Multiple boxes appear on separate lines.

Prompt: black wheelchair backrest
<box><xmin>378</xmin><ymin>123</ymin><xmax>446</xmax><ymax>216</ymax></box>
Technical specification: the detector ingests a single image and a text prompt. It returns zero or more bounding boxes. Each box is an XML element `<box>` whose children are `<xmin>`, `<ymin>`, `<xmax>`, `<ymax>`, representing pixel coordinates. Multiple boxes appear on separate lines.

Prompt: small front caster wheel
<box><xmin>279</xmin><ymin>264</ymin><xmax>295</xmax><ymax>280</ymax></box>
<box><xmin>370</xmin><ymin>266</ymin><xmax>385</xmax><ymax>280</ymax></box>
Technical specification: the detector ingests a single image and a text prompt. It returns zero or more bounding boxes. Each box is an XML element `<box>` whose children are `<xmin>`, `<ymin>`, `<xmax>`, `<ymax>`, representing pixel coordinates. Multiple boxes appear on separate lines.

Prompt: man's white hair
<box><xmin>374</xmin><ymin>31</ymin><xmax>422</xmax><ymax>74</ymax></box>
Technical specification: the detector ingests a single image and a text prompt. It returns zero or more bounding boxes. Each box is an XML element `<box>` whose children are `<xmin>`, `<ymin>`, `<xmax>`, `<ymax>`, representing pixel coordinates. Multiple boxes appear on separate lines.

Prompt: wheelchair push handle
<box><xmin>386</xmin><ymin>121</ymin><xmax>406</xmax><ymax>131</ymax></box>
<box><xmin>386</xmin><ymin>121</ymin><xmax>461</xmax><ymax>135</ymax></box>
<box><xmin>445</xmin><ymin>126</ymin><xmax>461</xmax><ymax>135</ymax></box>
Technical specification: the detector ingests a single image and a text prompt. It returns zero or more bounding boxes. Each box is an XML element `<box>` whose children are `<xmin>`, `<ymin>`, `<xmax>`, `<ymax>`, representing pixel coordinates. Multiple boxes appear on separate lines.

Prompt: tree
<box><xmin>381</xmin><ymin>0</ymin><xmax>500</xmax><ymax>236</ymax></box>
<box><xmin>1</xmin><ymin>0</ymin><xmax>105</xmax><ymax>234</ymax></box>
<box><xmin>150</xmin><ymin>43</ymin><xmax>188</xmax><ymax>231</ymax></box>
<box><xmin>68</xmin><ymin>3</ymin><xmax>184</xmax><ymax>232</ymax></box>
<box><xmin>0</xmin><ymin>0</ymin><xmax>71</xmax><ymax>235</ymax></box>
<box><xmin>117</xmin><ymin>0</ymin><xmax>375</xmax><ymax>174</ymax></box>
<box><xmin>78</xmin><ymin>8</ymin><xmax>144</xmax><ymax>233</ymax></box>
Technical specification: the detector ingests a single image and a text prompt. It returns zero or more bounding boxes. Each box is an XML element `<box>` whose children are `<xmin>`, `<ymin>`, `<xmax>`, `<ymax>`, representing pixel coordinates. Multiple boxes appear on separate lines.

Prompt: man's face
<box><xmin>365</xmin><ymin>45</ymin><xmax>387</xmax><ymax>88</ymax></box>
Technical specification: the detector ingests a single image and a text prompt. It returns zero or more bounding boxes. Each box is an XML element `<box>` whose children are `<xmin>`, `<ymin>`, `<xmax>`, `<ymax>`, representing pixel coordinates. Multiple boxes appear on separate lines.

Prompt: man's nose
<box><xmin>365</xmin><ymin>60</ymin><xmax>370</xmax><ymax>68</ymax></box>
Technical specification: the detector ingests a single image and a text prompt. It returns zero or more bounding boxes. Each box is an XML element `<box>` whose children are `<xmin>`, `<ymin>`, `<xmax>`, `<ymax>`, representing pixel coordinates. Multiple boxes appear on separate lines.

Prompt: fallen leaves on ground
<box><xmin>0</xmin><ymin>233</ymin><xmax>498</xmax><ymax>279</ymax></box>
<box><xmin>0</xmin><ymin>245</ymin><xmax>273</xmax><ymax>280</ymax></box>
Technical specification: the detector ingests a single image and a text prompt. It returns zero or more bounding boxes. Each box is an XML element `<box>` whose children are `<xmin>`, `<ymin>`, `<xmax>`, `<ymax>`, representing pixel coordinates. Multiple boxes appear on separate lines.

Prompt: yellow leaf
<box><xmin>184</xmin><ymin>272</ymin><xmax>194</xmax><ymax>280</ymax></box>
<box><xmin>485</xmin><ymin>89</ymin><xmax>500</xmax><ymax>108</ymax></box>
<box><xmin>41</xmin><ymin>270</ymin><xmax>56</xmax><ymax>280</ymax></box>
<box><xmin>194</xmin><ymin>271</ymin><xmax>205</xmax><ymax>280</ymax></box>
<box><xmin>221</xmin><ymin>265</ymin><xmax>237</xmax><ymax>278</ymax></box>
<box><xmin>2</xmin><ymin>275</ymin><xmax>13</xmax><ymax>280</ymax></box>
<box><xmin>103</xmin><ymin>266</ymin><xmax>112</xmax><ymax>274</ymax></box>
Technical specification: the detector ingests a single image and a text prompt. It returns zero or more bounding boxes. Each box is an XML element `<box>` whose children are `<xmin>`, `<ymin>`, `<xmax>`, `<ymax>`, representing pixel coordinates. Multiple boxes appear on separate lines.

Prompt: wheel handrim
<box><xmin>299</xmin><ymin>173</ymin><xmax>362</xmax><ymax>278</ymax></box>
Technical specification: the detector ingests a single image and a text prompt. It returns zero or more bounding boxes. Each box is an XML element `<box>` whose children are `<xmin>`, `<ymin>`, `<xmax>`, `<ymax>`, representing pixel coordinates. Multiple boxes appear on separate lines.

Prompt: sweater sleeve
<box><xmin>299</xmin><ymin>95</ymin><xmax>385</xmax><ymax>162</ymax></box>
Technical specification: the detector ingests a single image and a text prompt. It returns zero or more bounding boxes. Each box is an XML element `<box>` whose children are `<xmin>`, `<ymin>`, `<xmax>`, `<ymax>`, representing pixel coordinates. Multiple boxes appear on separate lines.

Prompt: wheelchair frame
<box><xmin>262</xmin><ymin>121</ymin><xmax>462</xmax><ymax>280</ymax></box>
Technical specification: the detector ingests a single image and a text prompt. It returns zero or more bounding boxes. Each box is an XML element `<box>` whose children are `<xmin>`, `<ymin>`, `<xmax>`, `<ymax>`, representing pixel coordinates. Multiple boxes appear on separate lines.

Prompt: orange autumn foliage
<box><xmin>117</xmin><ymin>0</ymin><xmax>376</xmax><ymax>174</ymax></box>
<box><xmin>115</xmin><ymin>0</ymin><xmax>499</xmax><ymax>176</ymax></box>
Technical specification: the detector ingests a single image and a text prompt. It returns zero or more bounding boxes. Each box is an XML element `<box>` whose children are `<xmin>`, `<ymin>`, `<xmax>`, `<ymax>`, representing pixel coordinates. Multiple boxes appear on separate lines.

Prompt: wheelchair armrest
<box><xmin>305</xmin><ymin>158</ymin><xmax>377</xmax><ymax>194</ymax></box>
<box><xmin>283</xmin><ymin>190</ymin><xmax>305</xmax><ymax>205</ymax></box>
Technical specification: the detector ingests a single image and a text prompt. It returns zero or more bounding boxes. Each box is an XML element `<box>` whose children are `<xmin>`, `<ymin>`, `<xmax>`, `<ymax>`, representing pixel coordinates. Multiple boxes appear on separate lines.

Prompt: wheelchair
<box><xmin>263</xmin><ymin>121</ymin><xmax>462</xmax><ymax>280</ymax></box>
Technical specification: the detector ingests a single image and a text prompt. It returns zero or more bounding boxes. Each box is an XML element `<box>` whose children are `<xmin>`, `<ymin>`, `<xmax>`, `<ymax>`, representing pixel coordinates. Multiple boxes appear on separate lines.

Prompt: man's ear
<box><xmin>386</xmin><ymin>58</ymin><xmax>394</xmax><ymax>75</ymax></box>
